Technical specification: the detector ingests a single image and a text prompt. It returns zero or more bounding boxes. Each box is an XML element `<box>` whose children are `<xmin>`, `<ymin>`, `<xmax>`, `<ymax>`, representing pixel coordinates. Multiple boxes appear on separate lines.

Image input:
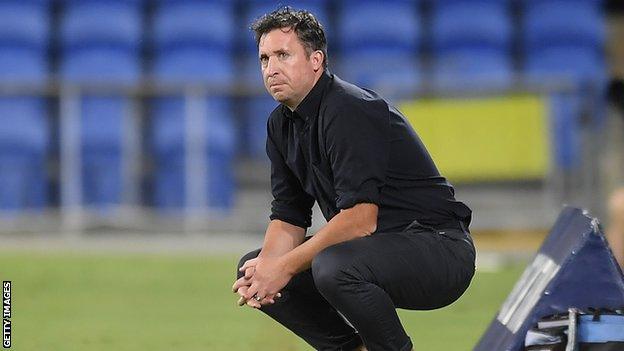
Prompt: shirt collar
<box><xmin>282</xmin><ymin>70</ymin><xmax>331</xmax><ymax>122</ymax></box>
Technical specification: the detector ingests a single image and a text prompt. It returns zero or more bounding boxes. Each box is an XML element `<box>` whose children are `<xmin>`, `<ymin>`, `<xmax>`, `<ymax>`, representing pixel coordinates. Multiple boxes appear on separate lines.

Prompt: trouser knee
<box><xmin>237</xmin><ymin>248</ymin><xmax>261</xmax><ymax>279</ymax></box>
<box><xmin>311</xmin><ymin>245</ymin><xmax>358</xmax><ymax>299</ymax></box>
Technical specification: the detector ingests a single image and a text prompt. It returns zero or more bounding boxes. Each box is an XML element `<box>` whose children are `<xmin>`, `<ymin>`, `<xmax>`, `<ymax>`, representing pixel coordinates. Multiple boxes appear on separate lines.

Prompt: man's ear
<box><xmin>311</xmin><ymin>50</ymin><xmax>324</xmax><ymax>71</ymax></box>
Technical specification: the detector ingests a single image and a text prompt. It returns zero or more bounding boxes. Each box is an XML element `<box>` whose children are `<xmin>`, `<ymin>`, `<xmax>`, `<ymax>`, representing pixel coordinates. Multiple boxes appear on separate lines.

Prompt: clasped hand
<box><xmin>231</xmin><ymin>256</ymin><xmax>293</xmax><ymax>309</ymax></box>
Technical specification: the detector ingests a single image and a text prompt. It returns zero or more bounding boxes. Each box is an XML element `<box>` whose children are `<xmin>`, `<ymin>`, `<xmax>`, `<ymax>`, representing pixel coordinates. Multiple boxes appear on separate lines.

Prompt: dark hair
<box><xmin>251</xmin><ymin>6</ymin><xmax>328</xmax><ymax>69</ymax></box>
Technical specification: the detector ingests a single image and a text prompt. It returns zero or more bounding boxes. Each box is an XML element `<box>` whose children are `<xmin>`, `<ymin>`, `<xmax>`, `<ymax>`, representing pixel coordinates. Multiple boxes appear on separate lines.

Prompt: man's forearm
<box><xmin>281</xmin><ymin>203</ymin><xmax>378</xmax><ymax>275</ymax></box>
<box><xmin>259</xmin><ymin>220</ymin><xmax>306</xmax><ymax>258</ymax></box>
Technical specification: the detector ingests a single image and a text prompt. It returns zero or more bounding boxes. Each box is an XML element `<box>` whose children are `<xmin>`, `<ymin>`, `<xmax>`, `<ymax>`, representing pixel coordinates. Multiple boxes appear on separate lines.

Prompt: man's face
<box><xmin>258</xmin><ymin>27</ymin><xmax>321</xmax><ymax>109</ymax></box>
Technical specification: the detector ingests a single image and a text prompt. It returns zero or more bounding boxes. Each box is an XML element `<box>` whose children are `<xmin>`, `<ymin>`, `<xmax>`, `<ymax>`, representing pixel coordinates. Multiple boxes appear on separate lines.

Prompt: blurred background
<box><xmin>1</xmin><ymin>0</ymin><xmax>624</xmax><ymax>350</ymax></box>
<box><xmin>0</xmin><ymin>0</ymin><xmax>621</xmax><ymax>237</ymax></box>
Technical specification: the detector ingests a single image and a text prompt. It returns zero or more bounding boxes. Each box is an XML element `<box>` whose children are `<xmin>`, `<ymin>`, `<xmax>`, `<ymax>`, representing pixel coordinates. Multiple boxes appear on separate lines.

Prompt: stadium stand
<box><xmin>152</xmin><ymin>0</ymin><xmax>235</xmax><ymax>84</ymax></box>
<box><xmin>522</xmin><ymin>0</ymin><xmax>607</xmax><ymax>170</ymax></box>
<box><xmin>60</xmin><ymin>0</ymin><xmax>142</xmax><ymax>83</ymax></box>
<box><xmin>336</xmin><ymin>0</ymin><xmax>421</xmax><ymax>95</ymax></box>
<box><xmin>431</xmin><ymin>0</ymin><xmax>513</xmax><ymax>90</ymax></box>
<box><xmin>0</xmin><ymin>0</ymin><xmax>610</xmax><ymax>216</ymax></box>
<box><xmin>60</xmin><ymin>0</ymin><xmax>143</xmax><ymax>209</ymax></box>
<box><xmin>0</xmin><ymin>0</ymin><xmax>50</xmax><ymax>83</ymax></box>
<box><xmin>0</xmin><ymin>99</ymin><xmax>50</xmax><ymax>211</ymax></box>
<box><xmin>0</xmin><ymin>0</ymin><xmax>50</xmax><ymax>210</ymax></box>
<box><xmin>151</xmin><ymin>0</ymin><xmax>236</xmax><ymax>211</ymax></box>
<box><xmin>242</xmin><ymin>97</ymin><xmax>277</xmax><ymax>159</ymax></box>
<box><xmin>150</xmin><ymin>97</ymin><xmax>236</xmax><ymax>210</ymax></box>
<box><xmin>523</xmin><ymin>0</ymin><xmax>606</xmax><ymax>85</ymax></box>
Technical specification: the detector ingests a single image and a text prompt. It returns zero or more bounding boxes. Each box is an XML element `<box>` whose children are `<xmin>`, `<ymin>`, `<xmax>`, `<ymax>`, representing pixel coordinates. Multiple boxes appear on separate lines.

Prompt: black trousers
<box><xmin>236</xmin><ymin>220</ymin><xmax>476</xmax><ymax>351</ymax></box>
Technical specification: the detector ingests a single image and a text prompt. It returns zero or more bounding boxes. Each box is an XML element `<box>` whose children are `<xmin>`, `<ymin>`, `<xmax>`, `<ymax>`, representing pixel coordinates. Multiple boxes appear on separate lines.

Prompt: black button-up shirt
<box><xmin>266</xmin><ymin>70</ymin><xmax>472</xmax><ymax>233</ymax></box>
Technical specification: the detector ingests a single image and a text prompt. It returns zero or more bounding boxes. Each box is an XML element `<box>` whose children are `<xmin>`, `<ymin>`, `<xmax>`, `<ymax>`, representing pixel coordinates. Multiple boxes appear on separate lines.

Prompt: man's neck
<box><xmin>285</xmin><ymin>69</ymin><xmax>324</xmax><ymax>111</ymax></box>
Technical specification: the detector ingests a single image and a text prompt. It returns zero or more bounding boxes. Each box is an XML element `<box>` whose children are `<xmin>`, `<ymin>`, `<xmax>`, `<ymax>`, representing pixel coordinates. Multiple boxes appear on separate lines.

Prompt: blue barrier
<box><xmin>474</xmin><ymin>207</ymin><xmax>624</xmax><ymax>350</ymax></box>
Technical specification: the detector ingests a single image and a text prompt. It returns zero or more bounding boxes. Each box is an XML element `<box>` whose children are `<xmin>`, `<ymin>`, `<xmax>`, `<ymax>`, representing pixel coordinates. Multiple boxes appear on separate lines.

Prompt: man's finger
<box><xmin>239</xmin><ymin>291</ymin><xmax>281</xmax><ymax>307</ymax></box>
<box><xmin>232</xmin><ymin>278</ymin><xmax>242</xmax><ymax>292</ymax></box>
<box><xmin>239</xmin><ymin>257</ymin><xmax>259</xmax><ymax>272</ymax></box>
<box><xmin>260</xmin><ymin>296</ymin><xmax>275</xmax><ymax>305</ymax></box>
<box><xmin>246</xmin><ymin>298</ymin><xmax>261</xmax><ymax>309</ymax></box>
<box><xmin>244</xmin><ymin>282</ymin><xmax>260</xmax><ymax>300</ymax></box>
<box><xmin>232</xmin><ymin>276</ymin><xmax>252</xmax><ymax>292</ymax></box>
<box><xmin>255</xmin><ymin>288</ymin><xmax>268</xmax><ymax>302</ymax></box>
<box><xmin>236</xmin><ymin>286</ymin><xmax>249</xmax><ymax>298</ymax></box>
<box><xmin>259</xmin><ymin>292</ymin><xmax>282</xmax><ymax>305</ymax></box>
<box><xmin>244</xmin><ymin>266</ymin><xmax>255</xmax><ymax>279</ymax></box>
<box><xmin>236</xmin><ymin>286</ymin><xmax>250</xmax><ymax>307</ymax></box>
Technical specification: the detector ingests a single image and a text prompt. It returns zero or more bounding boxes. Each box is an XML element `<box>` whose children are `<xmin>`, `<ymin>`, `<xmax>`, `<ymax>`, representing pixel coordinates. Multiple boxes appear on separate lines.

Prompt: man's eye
<box><xmin>278</xmin><ymin>52</ymin><xmax>288</xmax><ymax>59</ymax></box>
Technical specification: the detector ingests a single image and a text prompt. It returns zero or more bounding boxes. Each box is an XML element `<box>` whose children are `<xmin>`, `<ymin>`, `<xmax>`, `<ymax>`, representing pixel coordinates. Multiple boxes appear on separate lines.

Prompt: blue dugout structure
<box><xmin>475</xmin><ymin>207</ymin><xmax>624</xmax><ymax>350</ymax></box>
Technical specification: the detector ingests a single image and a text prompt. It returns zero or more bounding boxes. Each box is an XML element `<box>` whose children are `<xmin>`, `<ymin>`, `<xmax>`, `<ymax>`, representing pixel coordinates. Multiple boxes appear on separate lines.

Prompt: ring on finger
<box><xmin>254</xmin><ymin>295</ymin><xmax>262</xmax><ymax>301</ymax></box>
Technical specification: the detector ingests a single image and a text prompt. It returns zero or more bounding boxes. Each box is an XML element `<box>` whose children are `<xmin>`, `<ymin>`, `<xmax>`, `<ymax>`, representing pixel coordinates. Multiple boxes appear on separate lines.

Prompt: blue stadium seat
<box><xmin>431</xmin><ymin>1</ymin><xmax>513</xmax><ymax>89</ymax></box>
<box><xmin>60</xmin><ymin>0</ymin><xmax>142</xmax><ymax>48</ymax></box>
<box><xmin>153</xmin><ymin>46</ymin><xmax>234</xmax><ymax>85</ymax></box>
<box><xmin>243</xmin><ymin>97</ymin><xmax>277</xmax><ymax>159</ymax></box>
<box><xmin>433</xmin><ymin>49</ymin><xmax>513</xmax><ymax>91</ymax></box>
<box><xmin>150</xmin><ymin>97</ymin><xmax>236</xmax><ymax>210</ymax></box>
<box><xmin>79</xmin><ymin>97</ymin><xmax>127</xmax><ymax>206</ymax></box>
<box><xmin>549</xmin><ymin>93</ymin><xmax>582</xmax><ymax>170</ymax></box>
<box><xmin>60</xmin><ymin>0</ymin><xmax>143</xmax><ymax>208</ymax></box>
<box><xmin>150</xmin><ymin>1</ymin><xmax>237</xmax><ymax>210</ymax></box>
<box><xmin>0</xmin><ymin>0</ymin><xmax>50</xmax><ymax>48</ymax></box>
<box><xmin>62</xmin><ymin>44</ymin><xmax>141</xmax><ymax>84</ymax></box>
<box><xmin>337</xmin><ymin>0</ymin><xmax>420</xmax><ymax>52</ymax></box>
<box><xmin>152</xmin><ymin>0</ymin><xmax>235</xmax><ymax>84</ymax></box>
<box><xmin>524</xmin><ymin>2</ymin><xmax>604</xmax><ymax>48</ymax></box>
<box><xmin>60</xmin><ymin>0</ymin><xmax>142</xmax><ymax>83</ymax></box>
<box><xmin>335</xmin><ymin>1</ymin><xmax>421</xmax><ymax>95</ymax></box>
<box><xmin>151</xmin><ymin>1</ymin><xmax>237</xmax><ymax>210</ymax></box>
<box><xmin>432</xmin><ymin>1</ymin><xmax>511</xmax><ymax>52</ymax></box>
<box><xmin>0</xmin><ymin>0</ymin><xmax>50</xmax><ymax>84</ymax></box>
<box><xmin>0</xmin><ymin>1</ymin><xmax>50</xmax><ymax>210</ymax></box>
<box><xmin>0</xmin><ymin>46</ymin><xmax>48</xmax><ymax>84</ymax></box>
<box><xmin>523</xmin><ymin>0</ymin><xmax>606</xmax><ymax>85</ymax></box>
<box><xmin>0</xmin><ymin>98</ymin><xmax>49</xmax><ymax>210</ymax></box>
<box><xmin>525</xmin><ymin>46</ymin><xmax>606</xmax><ymax>86</ymax></box>
<box><xmin>522</xmin><ymin>0</ymin><xmax>606</xmax><ymax>170</ymax></box>
<box><xmin>338</xmin><ymin>50</ymin><xmax>421</xmax><ymax>96</ymax></box>
<box><xmin>153</xmin><ymin>0</ymin><xmax>235</xmax><ymax>50</ymax></box>
<box><xmin>522</xmin><ymin>1</ymin><xmax>606</xmax><ymax>171</ymax></box>
<box><xmin>65</xmin><ymin>93</ymin><xmax>136</xmax><ymax>208</ymax></box>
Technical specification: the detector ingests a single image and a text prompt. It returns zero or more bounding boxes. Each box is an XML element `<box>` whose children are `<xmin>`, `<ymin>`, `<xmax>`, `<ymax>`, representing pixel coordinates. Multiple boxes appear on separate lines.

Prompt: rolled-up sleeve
<box><xmin>266</xmin><ymin>124</ymin><xmax>315</xmax><ymax>228</ymax></box>
<box><xmin>325</xmin><ymin>99</ymin><xmax>390</xmax><ymax>210</ymax></box>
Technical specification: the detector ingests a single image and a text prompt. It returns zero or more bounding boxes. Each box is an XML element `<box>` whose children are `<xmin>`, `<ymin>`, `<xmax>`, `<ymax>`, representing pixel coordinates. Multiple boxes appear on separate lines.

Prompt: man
<box><xmin>232</xmin><ymin>7</ymin><xmax>475</xmax><ymax>351</ymax></box>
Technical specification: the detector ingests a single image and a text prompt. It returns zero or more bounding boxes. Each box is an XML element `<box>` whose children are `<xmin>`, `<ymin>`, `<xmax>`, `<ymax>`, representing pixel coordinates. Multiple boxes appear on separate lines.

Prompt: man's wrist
<box><xmin>258</xmin><ymin>250</ymin><xmax>284</xmax><ymax>259</ymax></box>
<box><xmin>279</xmin><ymin>253</ymin><xmax>298</xmax><ymax>277</ymax></box>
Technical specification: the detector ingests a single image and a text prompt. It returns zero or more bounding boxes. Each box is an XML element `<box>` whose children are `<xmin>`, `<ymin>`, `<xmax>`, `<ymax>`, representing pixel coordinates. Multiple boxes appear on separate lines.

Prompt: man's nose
<box><xmin>266</xmin><ymin>56</ymin><xmax>279</xmax><ymax>75</ymax></box>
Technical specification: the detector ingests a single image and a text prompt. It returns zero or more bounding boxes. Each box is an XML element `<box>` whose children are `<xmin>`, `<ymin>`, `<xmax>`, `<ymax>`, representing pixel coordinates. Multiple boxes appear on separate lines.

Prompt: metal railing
<box><xmin>0</xmin><ymin>77</ymin><xmax>614</xmax><ymax>234</ymax></box>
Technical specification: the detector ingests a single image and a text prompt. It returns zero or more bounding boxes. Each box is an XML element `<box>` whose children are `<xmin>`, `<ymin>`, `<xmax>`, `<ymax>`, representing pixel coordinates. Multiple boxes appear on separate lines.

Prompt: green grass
<box><xmin>0</xmin><ymin>251</ymin><xmax>524</xmax><ymax>350</ymax></box>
